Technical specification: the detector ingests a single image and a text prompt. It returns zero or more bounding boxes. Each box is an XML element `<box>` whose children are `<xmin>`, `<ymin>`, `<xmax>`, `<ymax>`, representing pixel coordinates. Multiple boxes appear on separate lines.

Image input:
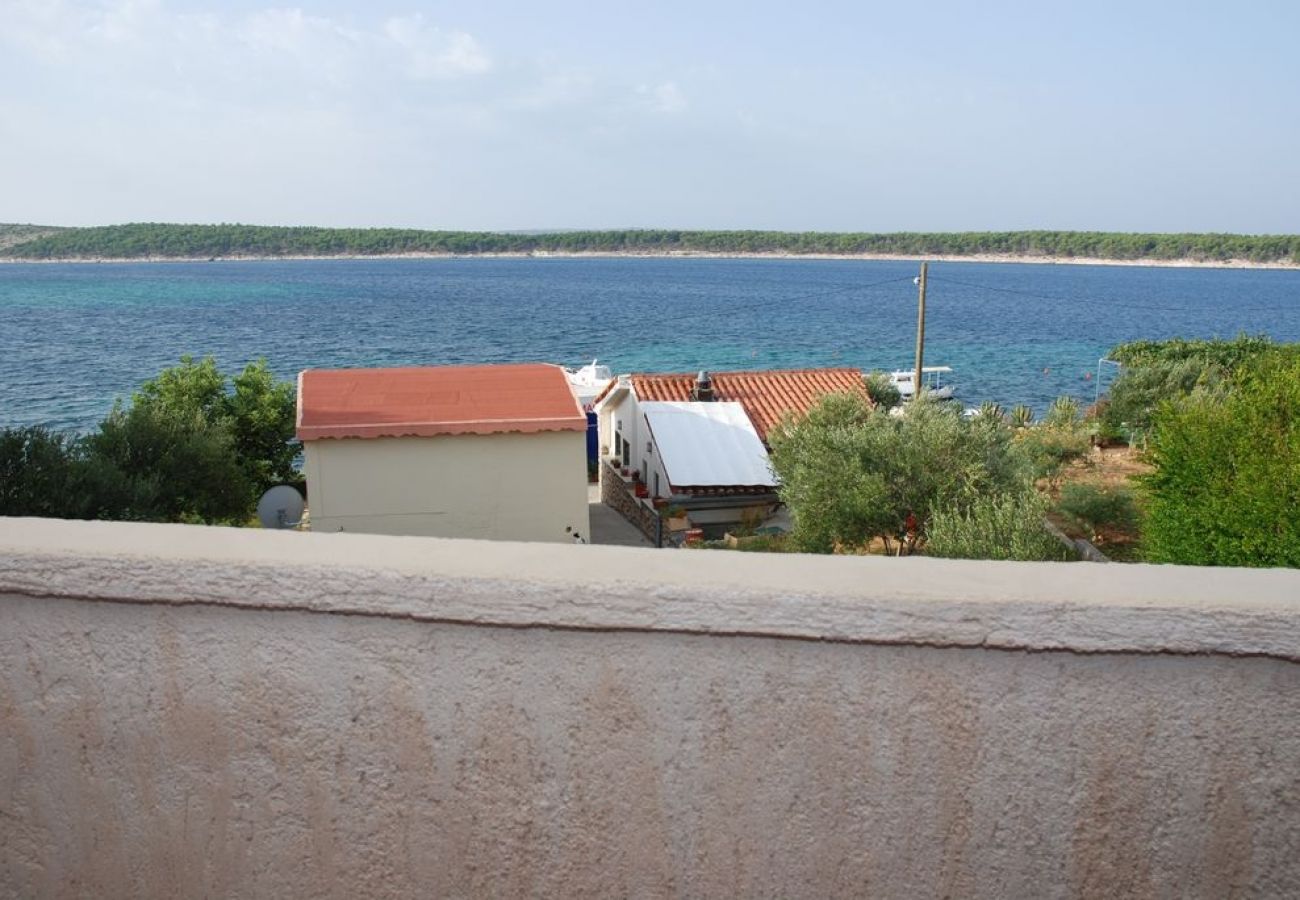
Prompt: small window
<box><xmin>614</xmin><ymin>432</ymin><xmax>622</xmax><ymax>455</ymax></box>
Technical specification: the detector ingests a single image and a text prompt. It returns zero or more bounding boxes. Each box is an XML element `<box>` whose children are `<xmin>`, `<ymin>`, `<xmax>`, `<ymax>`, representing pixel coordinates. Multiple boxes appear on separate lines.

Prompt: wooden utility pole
<box><xmin>913</xmin><ymin>261</ymin><xmax>928</xmax><ymax>400</ymax></box>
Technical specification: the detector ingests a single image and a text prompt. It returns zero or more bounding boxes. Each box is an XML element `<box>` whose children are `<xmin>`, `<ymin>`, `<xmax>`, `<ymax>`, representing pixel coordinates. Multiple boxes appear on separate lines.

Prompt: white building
<box><xmin>297</xmin><ymin>363</ymin><xmax>590</xmax><ymax>542</ymax></box>
<box><xmin>593</xmin><ymin>368</ymin><xmax>867</xmax><ymax>532</ymax></box>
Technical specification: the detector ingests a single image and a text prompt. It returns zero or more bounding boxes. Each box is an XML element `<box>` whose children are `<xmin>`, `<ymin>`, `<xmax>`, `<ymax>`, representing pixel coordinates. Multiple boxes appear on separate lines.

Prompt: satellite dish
<box><xmin>257</xmin><ymin>485</ymin><xmax>305</xmax><ymax>529</ymax></box>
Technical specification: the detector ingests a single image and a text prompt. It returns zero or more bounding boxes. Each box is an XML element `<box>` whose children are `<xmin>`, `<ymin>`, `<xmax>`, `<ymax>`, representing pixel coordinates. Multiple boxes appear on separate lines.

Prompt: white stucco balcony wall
<box><xmin>2</xmin><ymin>517</ymin><xmax>1298</xmax><ymax>898</ymax></box>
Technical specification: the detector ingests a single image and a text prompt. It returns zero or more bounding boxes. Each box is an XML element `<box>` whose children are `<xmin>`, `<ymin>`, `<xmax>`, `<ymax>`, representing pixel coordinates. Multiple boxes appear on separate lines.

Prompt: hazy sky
<box><xmin>3</xmin><ymin>0</ymin><xmax>1298</xmax><ymax>232</ymax></box>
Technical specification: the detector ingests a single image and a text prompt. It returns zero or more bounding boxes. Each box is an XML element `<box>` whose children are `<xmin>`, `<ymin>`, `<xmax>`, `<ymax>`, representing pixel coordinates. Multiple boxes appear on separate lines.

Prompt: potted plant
<box><xmin>634</xmin><ymin>482</ymin><xmax>649</xmax><ymax>498</ymax></box>
<box><xmin>662</xmin><ymin>505</ymin><xmax>690</xmax><ymax>532</ymax></box>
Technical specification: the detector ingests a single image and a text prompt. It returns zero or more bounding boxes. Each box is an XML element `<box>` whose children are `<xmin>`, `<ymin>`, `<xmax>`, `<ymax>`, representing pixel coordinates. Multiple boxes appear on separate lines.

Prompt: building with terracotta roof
<box><xmin>297</xmin><ymin>364</ymin><xmax>590</xmax><ymax>542</ymax></box>
<box><xmin>593</xmin><ymin>368</ymin><xmax>866</xmax><ymax>535</ymax></box>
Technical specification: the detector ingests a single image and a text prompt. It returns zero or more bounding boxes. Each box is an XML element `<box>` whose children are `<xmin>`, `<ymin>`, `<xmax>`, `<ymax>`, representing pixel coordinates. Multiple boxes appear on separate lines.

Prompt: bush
<box><xmin>1100</xmin><ymin>335</ymin><xmax>1296</xmax><ymax>441</ymax></box>
<box><xmin>1055</xmin><ymin>483</ymin><xmax>1139</xmax><ymax>538</ymax></box>
<box><xmin>82</xmin><ymin>403</ymin><xmax>254</xmax><ymax>523</ymax></box>
<box><xmin>1101</xmin><ymin>357</ymin><xmax>1229</xmax><ymax>437</ymax></box>
<box><xmin>768</xmin><ymin>393</ymin><xmax>1032</xmax><ymax>554</ymax></box>
<box><xmin>1</xmin><ymin>356</ymin><xmax>299</xmax><ymax>525</ymax></box>
<box><xmin>1014</xmin><ymin>422</ymin><xmax>1091</xmax><ymax>479</ymax></box>
<box><xmin>1141</xmin><ymin>353</ymin><xmax>1300</xmax><ymax>566</ymax></box>
<box><xmin>132</xmin><ymin>355</ymin><xmax>300</xmax><ymax>496</ymax></box>
<box><xmin>862</xmin><ymin>371</ymin><xmax>902</xmax><ymax>411</ymax></box>
<box><xmin>927</xmin><ymin>492</ymin><xmax>1076</xmax><ymax>561</ymax></box>
<box><xmin>0</xmin><ymin>427</ymin><xmax>85</xmax><ymax>517</ymax></box>
<box><xmin>1044</xmin><ymin>395</ymin><xmax>1081</xmax><ymax>427</ymax></box>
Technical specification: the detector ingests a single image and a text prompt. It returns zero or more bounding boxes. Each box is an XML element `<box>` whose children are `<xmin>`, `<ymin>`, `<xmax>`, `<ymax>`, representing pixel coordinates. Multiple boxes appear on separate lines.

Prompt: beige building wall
<box><xmin>2</xmin><ymin>519</ymin><xmax>1300</xmax><ymax>898</ymax></box>
<box><xmin>303</xmin><ymin>430</ymin><xmax>589</xmax><ymax>542</ymax></box>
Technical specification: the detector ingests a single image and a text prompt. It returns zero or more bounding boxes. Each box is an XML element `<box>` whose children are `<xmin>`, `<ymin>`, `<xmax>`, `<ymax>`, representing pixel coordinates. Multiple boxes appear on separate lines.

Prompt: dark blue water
<box><xmin>3</xmin><ymin>257</ymin><xmax>1299</xmax><ymax>431</ymax></box>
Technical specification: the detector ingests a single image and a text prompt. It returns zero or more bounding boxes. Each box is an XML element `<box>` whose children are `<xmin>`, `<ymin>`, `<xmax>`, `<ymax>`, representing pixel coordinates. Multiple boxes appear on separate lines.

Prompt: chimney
<box><xmin>693</xmin><ymin>370</ymin><xmax>714</xmax><ymax>402</ymax></box>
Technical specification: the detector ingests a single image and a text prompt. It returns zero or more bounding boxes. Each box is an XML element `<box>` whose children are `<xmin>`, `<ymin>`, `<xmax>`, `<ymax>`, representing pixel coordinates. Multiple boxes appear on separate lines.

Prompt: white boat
<box><xmin>564</xmin><ymin>359</ymin><xmax>614</xmax><ymax>411</ymax></box>
<box><xmin>889</xmin><ymin>366</ymin><xmax>955</xmax><ymax>401</ymax></box>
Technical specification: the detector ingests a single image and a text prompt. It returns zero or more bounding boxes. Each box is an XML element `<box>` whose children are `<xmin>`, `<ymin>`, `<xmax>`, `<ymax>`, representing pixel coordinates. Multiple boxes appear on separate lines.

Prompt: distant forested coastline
<box><xmin>2</xmin><ymin>222</ymin><xmax>1299</xmax><ymax>264</ymax></box>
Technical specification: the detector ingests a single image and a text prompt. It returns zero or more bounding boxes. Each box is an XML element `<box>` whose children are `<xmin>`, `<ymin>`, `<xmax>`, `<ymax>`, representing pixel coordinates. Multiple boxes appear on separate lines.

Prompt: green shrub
<box><xmin>863</xmin><ymin>371</ymin><xmax>902</xmax><ymax>411</ymax></box>
<box><xmin>132</xmin><ymin>355</ymin><xmax>300</xmax><ymax>496</ymax></box>
<box><xmin>2</xmin><ymin>356</ymin><xmax>299</xmax><ymax>525</ymax></box>
<box><xmin>1102</xmin><ymin>357</ymin><xmax>1229</xmax><ymax>436</ymax></box>
<box><xmin>1014</xmin><ymin>423</ymin><xmax>1091</xmax><ymax>479</ymax></box>
<box><xmin>1044</xmin><ymin>395</ymin><xmax>1081</xmax><ymax>427</ymax></box>
<box><xmin>1141</xmin><ymin>353</ymin><xmax>1300</xmax><ymax>566</ymax></box>
<box><xmin>0</xmin><ymin>427</ymin><xmax>85</xmax><ymax>517</ymax></box>
<box><xmin>927</xmin><ymin>492</ymin><xmax>1076</xmax><ymax>561</ymax></box>
<box><xmin>82</xmin><ymin>403</ymin><xmax>254</xmax><ymax>523</ymax></box>
<box><xmin>1100</xmin><ymin>335</ymin><xmax>1298</xmax><ymax>441</ymax></box>
<box><xmin>1055</xmin><ymin>483</ymin><xmax>1139</xmax><ymax>537</ymax></box>
<box><xmin>733</xmin><ymin>534</ymin><xmax>790</xmax><ymax>553</ymax></box>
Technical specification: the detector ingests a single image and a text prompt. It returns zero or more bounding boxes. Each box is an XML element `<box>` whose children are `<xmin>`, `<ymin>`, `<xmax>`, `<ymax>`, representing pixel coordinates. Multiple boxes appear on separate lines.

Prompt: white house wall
<box><xmin>612</xmin><ymin>393</ymin><xmax>674</xmax><ymax>499</ymax></box>
<box><xmin>304</xmin><ymin>431</ymin><xmax>589</xmax><ymax>542</ymax></box>
<box><xmin>603</xmin><ymin>392</ymin><xmax>774</xmax><ymax>519</ymax></box>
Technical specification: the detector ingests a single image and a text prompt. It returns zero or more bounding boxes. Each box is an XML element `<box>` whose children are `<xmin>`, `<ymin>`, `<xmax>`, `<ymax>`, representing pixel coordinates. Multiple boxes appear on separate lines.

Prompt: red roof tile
<box><xmin>598</xmin><ymin>368</ymin><xmax>867</xmax><ymax>441</ymax></box>
<box><xmin>297</xmin><ymin>364</ymin><xmax>586</xmax><ymax>441</ymax></box>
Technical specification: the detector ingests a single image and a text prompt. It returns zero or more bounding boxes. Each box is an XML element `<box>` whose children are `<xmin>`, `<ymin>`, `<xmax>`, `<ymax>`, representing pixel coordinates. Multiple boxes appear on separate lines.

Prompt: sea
<box><xmin>3</xmin><ymin>256</ymin><xmax>1300</xmax><ymax>432</ymax></box>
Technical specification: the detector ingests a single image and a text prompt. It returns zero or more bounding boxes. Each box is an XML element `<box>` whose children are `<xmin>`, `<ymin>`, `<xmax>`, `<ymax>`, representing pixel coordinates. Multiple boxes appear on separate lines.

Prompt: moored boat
<box><xmin>889</xmin><ymin>366</ymin><xmax>956</xmax><ymax>401</ymax></box>
<box><xmin>563</xmin><ymin>359</ymin><xmax>614</xmax><ymax>411</ymax></box>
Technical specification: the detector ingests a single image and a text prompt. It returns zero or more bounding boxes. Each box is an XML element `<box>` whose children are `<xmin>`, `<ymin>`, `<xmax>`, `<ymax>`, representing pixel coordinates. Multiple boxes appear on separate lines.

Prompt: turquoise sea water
<box><xmin>3</xmin><ymin>257</ymin><xmax>1300</xmax><ymax>431</ymax></box>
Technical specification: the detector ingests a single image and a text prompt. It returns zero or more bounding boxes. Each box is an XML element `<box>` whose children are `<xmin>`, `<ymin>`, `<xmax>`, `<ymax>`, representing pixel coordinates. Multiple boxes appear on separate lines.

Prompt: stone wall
<box><xmin>599</xmin><ymin>459</ymin><xmax>661</xmax><ymax>543</ymax></box>
<box><xmin>2</xmin><ymin>517</ymin><xmax>1299</xmax><ymax>898</ymax></box>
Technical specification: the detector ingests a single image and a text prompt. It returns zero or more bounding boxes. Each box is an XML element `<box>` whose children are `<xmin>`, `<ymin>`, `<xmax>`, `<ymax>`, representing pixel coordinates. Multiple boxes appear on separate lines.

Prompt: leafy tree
<box><xmin>81</xmin><ymin>403</ymin><xmax>254</xmax><ymax>523</ymax></box>
<box><xmin>228</xmin><ymin>360</ymin><xmax>300</xmax><ymax>490</ymax></box>
<box><xmin>0</xmin><ymin>427</ymin><xmax>85</xmax><ymax>517</ymax></box>
<box><xmin>130</xmin><ymin>355</ymin><xmax>301</xmax><ymax>496</ymax></box>
<box><xmin>1140</xmin><ymin>353</ymin><xmax>1300</xmax><ymax>566</ymax></box>
<box><xmin>131</xmin><ymin>354</ymin><xmax>227</xmax><ymax>421</ymax></box>
<box><xmin>768</xmin><ymin>394</ymin><xmax>1031</xmax><ymax>554</ymax></box>
<box><xmin>2</xmin><ymin>357</ymin><xmax>299</xmax><ymax>525</ymax></box>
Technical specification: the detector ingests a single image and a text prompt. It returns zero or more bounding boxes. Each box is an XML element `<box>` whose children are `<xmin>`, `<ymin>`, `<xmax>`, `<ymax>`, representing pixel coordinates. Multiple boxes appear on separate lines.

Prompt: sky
<box><xmin>2</xmin><ymin>0</ymin><xmax>1298</xmax><ymax>232</ymax></box>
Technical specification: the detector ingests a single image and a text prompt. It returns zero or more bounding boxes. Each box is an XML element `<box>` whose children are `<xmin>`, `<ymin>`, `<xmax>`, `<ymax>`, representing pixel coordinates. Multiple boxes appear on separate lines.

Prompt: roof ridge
<box><xmin>632</xmin><ymin>366</ymin><xmax>861</xmax><ymax>377</ymax></box>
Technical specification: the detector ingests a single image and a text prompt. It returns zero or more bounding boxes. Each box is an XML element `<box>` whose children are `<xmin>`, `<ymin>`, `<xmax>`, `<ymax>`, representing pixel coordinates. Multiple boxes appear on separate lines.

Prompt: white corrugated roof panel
<box><xmin>641</xmin><ymin>401</ymin><xmax>778</xmax><ymax>488</ymax></box>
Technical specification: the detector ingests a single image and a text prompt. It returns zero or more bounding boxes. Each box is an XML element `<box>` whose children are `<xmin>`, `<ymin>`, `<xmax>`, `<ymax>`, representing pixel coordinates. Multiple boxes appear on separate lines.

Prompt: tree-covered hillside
<box><xmin>0</xmin><ymin>223</ymin><xmax>66</xmax><ymax>251</ymax></box>
<box><xmin>2</xmin><ymin>223</ymin><xmax>1299</xmax><ymax>263</ymax></box>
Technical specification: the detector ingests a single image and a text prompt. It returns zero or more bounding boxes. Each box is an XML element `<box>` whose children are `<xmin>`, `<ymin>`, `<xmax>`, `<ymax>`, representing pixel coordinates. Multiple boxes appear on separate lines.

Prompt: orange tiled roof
<box><xmin>601</xmin><ymin>368</ymin><xmax>866</xmax><ymax>441</ymax></box>
<box><xmin>297</xmin><ymin>364</ymin><xmax>586</xmax><ymax>441</ymax></box>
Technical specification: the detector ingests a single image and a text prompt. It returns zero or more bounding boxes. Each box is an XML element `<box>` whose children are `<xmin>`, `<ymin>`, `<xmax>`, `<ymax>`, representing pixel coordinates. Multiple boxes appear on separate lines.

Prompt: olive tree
<box><xmin>768</xmin><ymin>394</ymin><xmax>1032</xmax><ymax>555</ymax></box>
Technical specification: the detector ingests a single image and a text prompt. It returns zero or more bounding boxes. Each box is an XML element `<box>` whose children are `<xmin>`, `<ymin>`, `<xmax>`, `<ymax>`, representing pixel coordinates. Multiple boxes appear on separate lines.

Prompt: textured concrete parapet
<box><xmin>1</xmin><ymin>517</ymin><xmax>1299</xmax><ymax>898</ymax></box>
